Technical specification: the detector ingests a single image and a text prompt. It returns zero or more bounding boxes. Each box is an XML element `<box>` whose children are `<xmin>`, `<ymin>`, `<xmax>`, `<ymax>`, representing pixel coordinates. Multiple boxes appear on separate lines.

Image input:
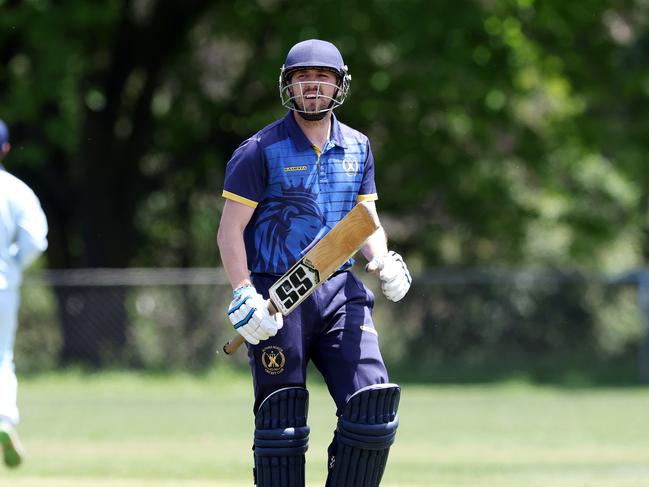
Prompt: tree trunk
<box><xmin>57</xmin><ymin>0</ymin><xmax>213</xmax><ymax>366</ymax></box>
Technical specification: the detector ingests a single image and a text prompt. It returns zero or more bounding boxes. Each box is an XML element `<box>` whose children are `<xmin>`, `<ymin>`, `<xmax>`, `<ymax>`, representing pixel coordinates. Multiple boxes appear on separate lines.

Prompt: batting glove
<box><xmin>227</xmin><ymin>285</ymin><xmax>282</xmax><ymax>345</ymax></box>
<box><xmin>366</xmin><ymin>251</ymin><xmax>412</xmax><ymax>302</ymax></box>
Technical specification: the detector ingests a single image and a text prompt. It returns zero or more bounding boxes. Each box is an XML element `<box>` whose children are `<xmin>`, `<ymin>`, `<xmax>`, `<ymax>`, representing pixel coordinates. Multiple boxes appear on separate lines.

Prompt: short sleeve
<box><xmin>357</xmin><ymin>140</ymin><xmax>378</xmax><ymax>202</ymax></box>
<box><xmin>222</xmin><ymin>137</ymin><xmax>266</xmax><ymax>208</ymax></box>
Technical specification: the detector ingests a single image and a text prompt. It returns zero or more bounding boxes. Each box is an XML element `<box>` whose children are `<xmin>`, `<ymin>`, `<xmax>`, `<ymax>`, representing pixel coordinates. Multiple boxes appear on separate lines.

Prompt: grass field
<box><xmin>1</xmin><ymin>368</ymin><xmax>648</xmax><ymax>486</ymax></box>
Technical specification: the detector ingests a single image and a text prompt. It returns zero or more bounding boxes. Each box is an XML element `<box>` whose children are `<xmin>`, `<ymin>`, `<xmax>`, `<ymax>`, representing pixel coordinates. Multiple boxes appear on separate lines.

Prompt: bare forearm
<box><xmin>217</xmin><ymin>230</ymin><xmax>252</xmax><ymax>290</ymax></box>
<box><xmin>357</xmin><ymin>201</ymin><xmax>388</xmax><ymax>262</ymax></box>
<box><xmin>361</xmin><ymin>225</ymin><xmax>388</xmax><ymax>262</ymax></box>
<box><xmin>217</xmin><ymin>199</ymin><xmax>257</xmax><ymax>290</ymax></box>
<box><xmin>360</xmin><ymin>204</ymin><xmax>412</xmax><ymax>302</ymax></box>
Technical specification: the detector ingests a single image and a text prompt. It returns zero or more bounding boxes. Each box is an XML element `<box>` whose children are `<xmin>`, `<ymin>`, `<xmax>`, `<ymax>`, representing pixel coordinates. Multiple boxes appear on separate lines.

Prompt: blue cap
<box><xmin>0</xmin><ymin>120</ymin><xmax>8</xmax><ymax>146</ymax></box>
<box><xmin>283</xmin><ymin>39</ymin><xmax>346</xmax><ymax>75</ymax></box>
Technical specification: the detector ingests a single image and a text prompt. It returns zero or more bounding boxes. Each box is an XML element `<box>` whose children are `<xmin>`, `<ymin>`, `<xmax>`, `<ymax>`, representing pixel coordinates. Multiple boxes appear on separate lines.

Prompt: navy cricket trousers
<box><xmin>248</xmin><ymin>270</ymin><xmax>390</xmax><ymax>414</ymax></box>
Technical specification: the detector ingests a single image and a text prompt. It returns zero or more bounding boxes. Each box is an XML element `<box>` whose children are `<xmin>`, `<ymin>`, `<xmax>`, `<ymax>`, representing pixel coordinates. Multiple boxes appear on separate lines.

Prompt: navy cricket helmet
<box><xmin>279</xmin><ymin>39</ymin><xmax>351</xmax><ymax>120</ymax></box>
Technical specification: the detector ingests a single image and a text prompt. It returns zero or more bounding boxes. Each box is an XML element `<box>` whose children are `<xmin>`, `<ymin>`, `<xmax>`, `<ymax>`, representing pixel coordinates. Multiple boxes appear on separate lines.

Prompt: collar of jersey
<box><xmin>284</xmin><ymin>111</ymin><xmax>348</xmax><ymax>152</ymax></box>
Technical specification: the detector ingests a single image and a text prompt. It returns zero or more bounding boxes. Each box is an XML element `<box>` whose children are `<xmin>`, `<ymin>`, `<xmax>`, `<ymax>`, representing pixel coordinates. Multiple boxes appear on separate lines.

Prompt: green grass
<box><xmin>2</xmin><ymin>369</ymin><xmax>649</xmax><ymax>486</ymax></box>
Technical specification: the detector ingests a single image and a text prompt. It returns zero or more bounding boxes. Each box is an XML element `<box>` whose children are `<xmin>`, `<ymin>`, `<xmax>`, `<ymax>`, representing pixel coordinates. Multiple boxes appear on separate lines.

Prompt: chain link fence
<box><xmin>15</xmin><ymin>267</ymin><xmax>649</xmax><ymax>383</ymax></box>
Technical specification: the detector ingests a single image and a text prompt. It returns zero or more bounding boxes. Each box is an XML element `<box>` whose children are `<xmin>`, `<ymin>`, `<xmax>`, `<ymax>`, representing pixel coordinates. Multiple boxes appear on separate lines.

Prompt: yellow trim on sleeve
<box><xmin>357</xmin><ymin>193</ymin><xmax>378</xmax><ymax>203</ymax></box>
<box><xmin>222</xmin><ymin>190</ymin><xmax>258</xmax><ymax>208</ymax></box>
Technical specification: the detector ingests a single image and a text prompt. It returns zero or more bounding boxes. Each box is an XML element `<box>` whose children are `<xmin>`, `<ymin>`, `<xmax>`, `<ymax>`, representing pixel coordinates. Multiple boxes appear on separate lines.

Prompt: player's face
<box><xmin>288</xmin><ymin>69</ymin><xmax>339</xmax><ymax>114</ymax></box>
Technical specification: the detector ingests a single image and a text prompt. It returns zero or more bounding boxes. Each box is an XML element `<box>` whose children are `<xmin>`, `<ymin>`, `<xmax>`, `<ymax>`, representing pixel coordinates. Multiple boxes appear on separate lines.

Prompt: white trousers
<box><xmin>0</xmin><ymin>289</ymin><xmax>20</xmax><ymax>425</ymax></box>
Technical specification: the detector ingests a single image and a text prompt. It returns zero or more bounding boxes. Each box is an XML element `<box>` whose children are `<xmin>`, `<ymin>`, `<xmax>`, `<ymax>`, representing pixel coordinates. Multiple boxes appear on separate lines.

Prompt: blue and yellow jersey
<box><xmin>223</xmin><ymin>111</ymin><xmax>378</xmax><ymax>275</ymax></box>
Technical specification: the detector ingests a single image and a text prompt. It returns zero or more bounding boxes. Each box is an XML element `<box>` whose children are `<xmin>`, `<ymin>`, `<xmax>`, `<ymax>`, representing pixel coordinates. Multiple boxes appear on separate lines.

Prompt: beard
<box><xmin>295</xmin><ymin>93</ymin><xmax>330</xmax><ymax>112</ymax></box>
<box><xmin>293</xmin><ymin>93</ymin><xmax>335</xmax><ymax>121</ymax></box>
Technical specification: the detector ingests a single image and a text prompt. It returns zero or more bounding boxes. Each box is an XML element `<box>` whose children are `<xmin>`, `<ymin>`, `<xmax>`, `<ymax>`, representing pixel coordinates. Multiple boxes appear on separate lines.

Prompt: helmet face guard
<box><xmin>279</xmin><ymin>69</ymin><xmax>350</xmax><ymax>120</ymax></box>
<box><xmin>278</xmin><ymin>39</ymin><xmax>352</xmax><ymax>120</ymax></box>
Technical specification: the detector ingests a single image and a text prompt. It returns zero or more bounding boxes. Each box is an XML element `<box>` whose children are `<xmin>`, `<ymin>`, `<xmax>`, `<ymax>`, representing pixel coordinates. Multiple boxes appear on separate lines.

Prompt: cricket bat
<box><xmin>222</xmin><ymin>201</ymin><xmax>380</xmax><ymax>354</ymax></box>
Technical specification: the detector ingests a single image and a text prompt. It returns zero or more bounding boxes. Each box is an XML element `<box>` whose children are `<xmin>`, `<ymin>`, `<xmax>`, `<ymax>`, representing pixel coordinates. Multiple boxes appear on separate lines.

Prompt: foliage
<box><xmin>1</xmin><ymin>0</ymin><xmax>648</xmax><ymax>270</ymax></box>
<box><xmin>3</xmin><ymin>1</ymin><xmax>649</xmax><ymax>367</ymax></box>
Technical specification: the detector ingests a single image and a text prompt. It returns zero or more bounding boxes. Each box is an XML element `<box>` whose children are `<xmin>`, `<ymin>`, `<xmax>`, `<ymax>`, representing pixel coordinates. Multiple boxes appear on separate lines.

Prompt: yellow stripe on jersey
<box><xmin>357</xmin><ymin>193</ymin><xmax>378</xmax><ymax>203</ymax></box>
<box><xmin>222</xmin><ymin>190</ymin><xmax>258</xmax><ymax>208</ymax></box>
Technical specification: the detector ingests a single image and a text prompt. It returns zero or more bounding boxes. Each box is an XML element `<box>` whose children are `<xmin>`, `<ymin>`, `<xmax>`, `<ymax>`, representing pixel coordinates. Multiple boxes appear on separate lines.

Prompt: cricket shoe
<box><xmin>0</xmin><ymin>420</ymin><xmax>24</xmax><ymax>468</ymax></box>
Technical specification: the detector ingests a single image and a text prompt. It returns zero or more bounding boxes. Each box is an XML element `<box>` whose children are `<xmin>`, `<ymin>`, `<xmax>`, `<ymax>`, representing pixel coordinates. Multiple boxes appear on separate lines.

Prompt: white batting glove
<box><xmin>366</xmin><ymin>251</ymin><xmax>412</xmax><ymax>302</ymax></box>
<box><xmin>227</xmin><ymin>285</ymin><xmax>283</xmax><ymax>345</ymax></box>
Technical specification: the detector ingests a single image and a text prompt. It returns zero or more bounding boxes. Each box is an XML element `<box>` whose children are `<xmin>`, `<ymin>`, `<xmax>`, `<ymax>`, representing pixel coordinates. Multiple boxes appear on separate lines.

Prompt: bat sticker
<box><xmin>270</xmin><ymin>259</ymin><xmax>320</xmax><ymax>314</ymax></box>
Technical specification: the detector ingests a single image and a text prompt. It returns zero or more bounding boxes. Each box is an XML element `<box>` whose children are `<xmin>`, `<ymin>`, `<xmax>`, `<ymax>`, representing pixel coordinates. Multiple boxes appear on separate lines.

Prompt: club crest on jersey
<box><xmin>261</xmin><ymin>346</ymin><xmax>286</xmax><ymax>375</ymax></box>
<box><xmin>342</xmin><ymin>157</ymin><xmax>359</xmax><ymax>176</ymax></box>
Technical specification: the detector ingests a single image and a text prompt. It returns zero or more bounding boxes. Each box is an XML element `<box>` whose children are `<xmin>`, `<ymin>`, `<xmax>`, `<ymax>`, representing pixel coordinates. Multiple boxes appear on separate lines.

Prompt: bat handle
<box><xmin>221</xmin><ymin>300</ymin><xmax>280</xmax><ymax>355</ymax></box>
<box><xmin>223</xmin><ymin>335</ymin><xmax>245</xmax><ymax>355</ymax></box>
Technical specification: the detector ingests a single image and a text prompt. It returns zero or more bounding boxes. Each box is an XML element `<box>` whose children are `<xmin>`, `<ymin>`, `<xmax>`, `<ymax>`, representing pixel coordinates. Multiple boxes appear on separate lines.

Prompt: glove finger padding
<box><xmin>378</xmin><ymin>254</ymin><xmax>402</xmax><ymax>281</ymax></box>
<box><xmin>365</xmin><ymin>256</ymin><xmax>383</xmax><ymax>275</ymax></box>
<box><xmin>227</xmin><ymin>286</ymin><xmax>280</xmax><ymax>344</ymax></box>
<box><xmin>273</xmin><ymin>311</ymin><xmax>284</xmax><ymax>330</ymax></box>
<box><xmin>253</xmin><ymin>302</ymin><xmax>278</xmax><ymax>337</ymax></box>
<box><xmin>238</xmin><ymin>325</ymin><xmax>260</xmax><ymax>345</ymax></box>
<box><xmin>367</xmin><ymin>251</ymin><xmax>412</xmax><ymax>302</ymax></box>
<box><xmin>382</xmin><ymin>277</ymin><xmax>409</xmax><ymax>302</ymax></box>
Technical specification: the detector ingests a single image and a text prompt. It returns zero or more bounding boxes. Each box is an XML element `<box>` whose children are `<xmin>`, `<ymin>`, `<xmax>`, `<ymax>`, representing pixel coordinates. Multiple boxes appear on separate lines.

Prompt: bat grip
<box><xmin>223</xmin><ymin>335</ymin><xmax>245</xmax><ymax>355</ymax></box>
<box><xmin>221</xmin><ymin>300</ymin><xmax>280</xmax><ymax>355</ymax></box>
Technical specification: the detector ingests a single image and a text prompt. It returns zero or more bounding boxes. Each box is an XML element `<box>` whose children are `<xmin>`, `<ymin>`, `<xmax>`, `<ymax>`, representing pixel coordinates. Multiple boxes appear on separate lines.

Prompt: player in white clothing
<box><xmin>0</xmin><ymin>119</ymin><xmax>48</xmax><ymax>468</ymax></box>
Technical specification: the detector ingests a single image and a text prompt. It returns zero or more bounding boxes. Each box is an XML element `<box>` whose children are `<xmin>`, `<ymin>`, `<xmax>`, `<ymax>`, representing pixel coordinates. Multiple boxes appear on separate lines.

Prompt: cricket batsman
<box><xmin>217</xmin><ymin>39</ymin><xmax>412</xmax><ymax>486</ymax></box>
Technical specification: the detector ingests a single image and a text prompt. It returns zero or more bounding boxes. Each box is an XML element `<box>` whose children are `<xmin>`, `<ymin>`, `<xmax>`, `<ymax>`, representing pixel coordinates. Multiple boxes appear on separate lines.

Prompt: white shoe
<box><xmin>0</xmin><ymin>420</ymin><xmax>24</xmax><ymax>468</ymax></box>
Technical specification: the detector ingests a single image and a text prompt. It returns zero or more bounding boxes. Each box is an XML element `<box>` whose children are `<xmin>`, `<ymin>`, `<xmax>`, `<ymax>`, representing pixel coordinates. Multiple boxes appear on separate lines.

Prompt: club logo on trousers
<box><xmin>261</xmin><ymin>346</ymin><xmax>286</xmax><ymax>375</ymax></box>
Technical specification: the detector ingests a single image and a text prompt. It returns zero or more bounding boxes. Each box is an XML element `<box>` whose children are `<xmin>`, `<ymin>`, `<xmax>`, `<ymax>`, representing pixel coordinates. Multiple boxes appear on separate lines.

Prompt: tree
<box><xmin>2</xmin><ymin>0</ymin><xmax>649</xmax><ymax>366</ymax></box>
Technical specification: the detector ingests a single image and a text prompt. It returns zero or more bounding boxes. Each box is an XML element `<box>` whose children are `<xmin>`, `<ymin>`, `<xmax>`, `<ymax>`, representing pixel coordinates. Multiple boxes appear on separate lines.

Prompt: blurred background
<box><xmin>2</xmin><ymin>0</ymin><xmax>649</xmax><ymax>384</ymax></box>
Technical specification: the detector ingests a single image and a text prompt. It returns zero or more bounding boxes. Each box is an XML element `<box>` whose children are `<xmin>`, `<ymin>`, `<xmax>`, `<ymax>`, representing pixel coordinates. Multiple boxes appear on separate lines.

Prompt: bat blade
<box><xmin>222</xmin><ymin>202</ymin><xmax>380</xmax><ymax>354</ymax></box>
<box><xmin>269</xmin><ymin>202</ymin><xmax>380</xmax><ymax>314</ymax></box>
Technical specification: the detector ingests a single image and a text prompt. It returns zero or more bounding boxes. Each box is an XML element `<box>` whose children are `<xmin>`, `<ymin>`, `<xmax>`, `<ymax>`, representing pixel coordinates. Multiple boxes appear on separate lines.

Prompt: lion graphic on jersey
<box><xmin>255</xmin><ymin>182</ymin><xmax>327</xmax><ymax>270</ymax></box>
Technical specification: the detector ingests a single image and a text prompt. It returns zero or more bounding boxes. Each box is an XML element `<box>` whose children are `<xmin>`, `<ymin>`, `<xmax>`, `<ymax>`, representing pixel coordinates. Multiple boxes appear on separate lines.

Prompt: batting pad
<box><xmin>326</xmin><ymin>383</ymin><xmax>400</xmax><ymax>487</ymax></box>
<box><xmin>253</xmin><ymin>387</ymin><xmax>310</xmax><ymax>487</ymax></box>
